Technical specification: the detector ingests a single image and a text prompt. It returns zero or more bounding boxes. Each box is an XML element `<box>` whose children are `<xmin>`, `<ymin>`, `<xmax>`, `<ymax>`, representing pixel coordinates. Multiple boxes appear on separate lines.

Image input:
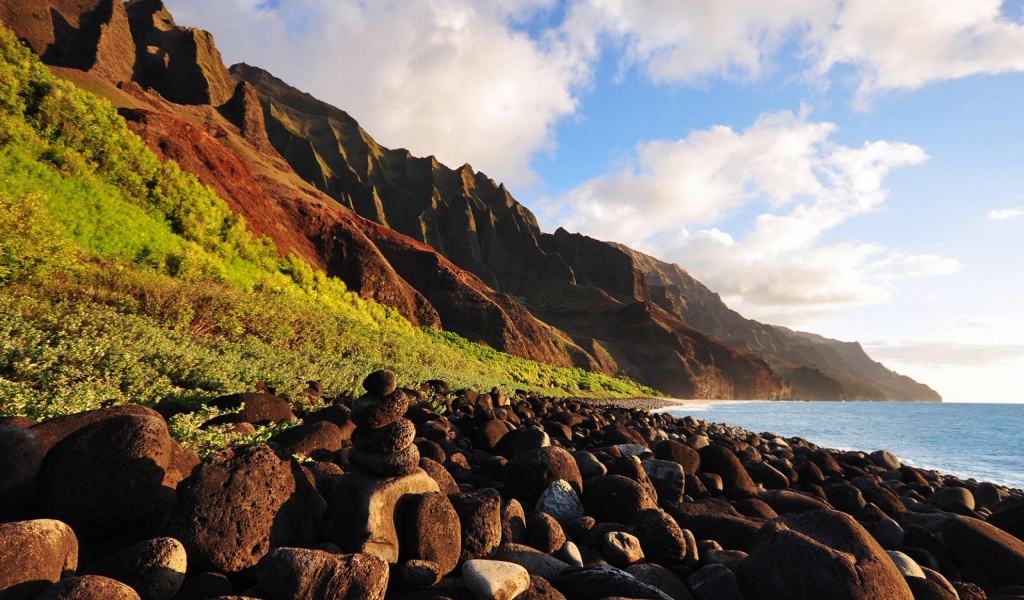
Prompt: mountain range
<box><xmin>0</xmin><ymin>0</ymin><xmax>941</xmax><ymax>401</ymax></box>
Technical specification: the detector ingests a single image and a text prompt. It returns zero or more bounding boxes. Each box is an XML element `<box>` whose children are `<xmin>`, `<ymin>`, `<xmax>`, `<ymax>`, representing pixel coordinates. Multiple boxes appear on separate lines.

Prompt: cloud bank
<box><xmin>167</xmin><ymin>0</ymin><xmax>1024</xmax><ymax>185</ymax></box>
<box><xmin>988</xmin><ymin>205</ymin><xmax>1024</xmax><ymax>220</ymax></box>
<box><xmin>541</xmin><ymin>110</ymin><xmax>960</xmax><ymax>322</ymax></box>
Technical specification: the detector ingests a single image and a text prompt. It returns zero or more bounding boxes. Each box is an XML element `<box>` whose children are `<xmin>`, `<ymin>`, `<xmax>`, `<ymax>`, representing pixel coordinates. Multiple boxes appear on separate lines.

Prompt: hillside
<box><xmin>0</xmin><ymin>0</ymin><xmax>940</xmax><ymax>401</ymax></box>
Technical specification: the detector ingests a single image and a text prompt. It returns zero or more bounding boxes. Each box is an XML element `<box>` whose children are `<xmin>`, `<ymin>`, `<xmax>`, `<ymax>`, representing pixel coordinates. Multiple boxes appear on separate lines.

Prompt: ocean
<box><xmin>657</xmin><ymin>401</ymin><xmax>1024</xmax><ymax>490</ymax></box>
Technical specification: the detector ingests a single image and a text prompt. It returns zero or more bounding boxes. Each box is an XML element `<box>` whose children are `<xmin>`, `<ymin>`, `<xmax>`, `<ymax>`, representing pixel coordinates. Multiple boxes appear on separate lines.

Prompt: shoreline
<box><xmin>4</xmin><ymin>376</ymin><xmax>1024</xmax><ymax>599</ymax></box>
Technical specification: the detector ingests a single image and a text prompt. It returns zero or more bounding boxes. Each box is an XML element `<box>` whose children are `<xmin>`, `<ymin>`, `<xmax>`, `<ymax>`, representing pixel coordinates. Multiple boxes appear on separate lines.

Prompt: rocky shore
<box><xmin>2</xmin><ymin>370</ymin><xmax>1023</xmax><ymax>600</ymax></box>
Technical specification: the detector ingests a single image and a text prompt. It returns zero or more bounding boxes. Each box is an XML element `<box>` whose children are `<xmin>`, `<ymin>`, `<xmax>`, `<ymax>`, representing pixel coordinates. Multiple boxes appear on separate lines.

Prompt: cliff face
<box><xmin>613</xmin><ymin>245</ymin><xmax>941</xmax><ymax>401</ymax></box>
<box><xmin>232</xmin><ymin>65</ymin><xmax>789</xmax><ymax>398</ymax></box>
<box><xmin>0</xmin><ymin>0</ymin><xmax>941</xmax><ymax>400</ymax></box>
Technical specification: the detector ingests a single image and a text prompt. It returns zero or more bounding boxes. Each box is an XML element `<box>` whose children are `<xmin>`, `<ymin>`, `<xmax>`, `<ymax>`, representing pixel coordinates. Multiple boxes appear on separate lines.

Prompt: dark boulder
<box><xmin>698</xmin><ymin>445</ymin><xmax>755</xmax><ymax>493</ymax></box>
<box><xmin>37</xmin><ymin>414</ymin><xmax>173</xmax><ymax>541</ymax></box>
<box><xmin>629</xmin><ymin>509</ymin><xmax>687</xmax><ymax>565</ymax></box>
<box><xmin>942</xmin><ymin>515</ymin><xmax>1024</xmax><ymax>588</ymax></box>
<box><xmin>552</xmin><ymin>565</ymin><xmax>673</xmax><ymax>600</ymax></box>
<box><xmin>504</xmin><ymin>447</ymin><xmax>583</xmax><ymax>506</ymax></box>
<box><xmin>449</xmin><ymin>489</ymin><xmax>502</xmax><ymax>562</ymax></box>
<box><xmin>81</xmin><ymin>537</ymin><xmax>186</xmax><ymax>600</ymax></box>
<box><xmin>164</xmin><ymin>443</ymin><xmax>326</xmax><ymax>574</ymax></box>
<box><xmin>582</xmin><ymin>475</ymin><xmax>657</xmax><ymax>524</ymax></box>
<box><xmin>400</xmin><ymin>491</ymin><xmax>461</xmax><ymax>577</ymax></box>
<box><xmin>205</xmin><ymin>393</ymin><xmax>295</xmax><ymax>426</ymax></box>
<box><xmin>255</xmin><ymin>548</ymin><xmax>388</xmax><ymax>600</ymax></box>
<box><xmin>35</xmin><ymin>575</ymin><xmax>141</xmax><ymax>600</ymax></box>
<box><xmin>654</xmin><ymin>440</ymin><xmax>700</xmax><ymax>475</ymax></box>
<box><xmin>0</xmin><ymin>519</ymin><xmax>78</xmax><ymax>600</ymax></box>
<box><xmin>0</xmin><ymin>426</ymin><xmax>43</xmax><ymax>521</ymax></box>
<box><xmin>736</xmin><ymin>510</ymin><xmax>913</xmax><ymax>600</ymax></box>
<box><xmin>268</xmin><ymin>420</ymin><xmax>343</xmax><ymax>457</ymax></box>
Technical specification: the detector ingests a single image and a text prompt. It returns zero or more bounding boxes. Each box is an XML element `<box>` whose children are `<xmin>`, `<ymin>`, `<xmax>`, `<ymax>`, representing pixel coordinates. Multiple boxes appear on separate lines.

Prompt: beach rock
<box><xmin>401</xmin><ymin>491</ymin><xmax>461</xmax><ymax>576</ymax></box>
<box><xmin>602</xmin><ymin>531</ymin><xmax>645</xmax><ymax>567</ymax></box>
<box><xmin>905</xmin><ymin>576</ymin><xmax>958</xmax><ymax>600</ymax></box>
<box><xmin>698</xmin><ymin>445</ymin><xmax>755</xmax><ymax>493</ymax></box>
<box><xmin>450</xmin><ymin>489</ymin><xmax>503</xmax><ymax>562</ymax></box>
<box><xmin>37</xmin><ymin>413</ymin><xmax>173</xmax><ymax>541</ymax></box>
<box><xmin>81</xmin><ymin>537</ymin><xmax>186</xmax><ymax>600</ymax></box>
<box><xmin>255</xmin><ymin>548</ymin><xmax>388</xmax><ymax>600</ymax></box>
<box><xmin>323</xmin><ymin>468</ymin><xmax>438</xmax><ymax>563</ymax></box>
<box><xmin>30</xmin><ymin>405</ymin><xmax>160</xmax><ymax>455</ymax></box>
<box><xmin>664</xmin><ymin>508</ymin><xmax>761</xmax><ymax>552</ymax></box>
<box><xmin>952</xmin><ymin>581</ymin><xmax>987</xmax><ymax>600</ymax></box>
<box><xmin>351</xmin><ymin>392</ymin><xmax>410</xmax><ymax>430</ymax></box>
<box><xmin>0</xmin><ymin>426</ymin><xmax>43</xmax><ymax>520</ymax></box>
<box><xmin>826</xmin><ymin>482</ymin><xmax>867</xmax><ymax>514</ymax></box>
<box><xmin>35</xmin><ymin>575</ymin><xmax>141</xmax><ymax>600</ymax></box>
<box><xmin>552</xmin><ymin>565</ymin><xmax>674</xmax><ymax>600</ymax></box>
<box><xmin>500</xmin><ymin>498</ymin><xmax>528</xmax><ymax>545</ymax></box>
<box><xmin>205</xmin><ymin>392</ymin><xmax>295</xmax><ymax>426</ymax></box>
<box><xmin>734</xmin><ymin>498</ymin><xmax>778</xmax><ymax>521</ymax></box>
<box><xmin>742</xmin><ymin>460</ymin><xmax>787</xmax><ymax>491</ymax></box>
<box><xmin>505</xmin><ymin>447</ymin><xmax>583</xmax><ymax>506</ymax></box>
<box><xmin>492</xmin><ymin>544</ymin><xmax>571</xmax><ymax>581</ymax></box>
<box><xmin>349</xmin><ymin>443</ymin><xmax>421</xmax><ymax>477</ymax></box>
<box><xmin>165</xmin><ymin>443</ymin><xmax>326</xmax><ymax>574</ymax></box>
<box><xmin>462</xmin><ymin>560</ymin><xmax>530</xmax><ymax>600</ymax></box>
<box><xmin>536</xmin><ymin>479</ymin><xmax>585</xmax><ymax>525</ymax></box>
<box><xmin>630</xmin><ymin>509</ymin><xmax>688</xmax><ymax>565</ymax></box>
<box><xmin>942</xmin><ymin>515</ymin><xmax>1024</xmax><ymax>588</ymax></box>
<box><xmin>736</xmin><ymin>510</ymin><xmax>913</xmax><ymax>600</ymax></box>
<box><xmin>989</xmin><ymin>504</ymin><xmax>1024</xmax><ymax>541</ymax></box>
<box><xmin>887</xmin><ymin>550</ymin><xmax>926</xmax><ymax>578</ymax></box>
<box><xmin>170</xmin><ymin>572</ymin><xmax>233</xmax><ymax>600</ymax></box>
<box><xmin>419</xmin><ymin>457</ymin><xmax>459</xmax><ymax>495</ymax></box>
<box><xmin>0</xmin><ymin>519</ymin><xmax>78</xmax><ymax>600</ymax></box>
<box><xmin>518</xmin><ymin>575</ymin><xmax>568</xmax><ymax>600</ymax></box>
<box><xmin>572</xmin><ymin>451</ymin><xmax>607</xmax><ymax>481</ymax></box>
<box><xmin>526</xmin><ymin>511</ymin><xmax>566</xmax><ymax>554</ymax></box>
<box><xmin>654</xmin><ymin>440</ymin><xmax>700</xmax><ymax>475</ymax></box>
<box><xmin>582</xmin><ymin>475</ymin><xmax>657</xmax><ymax>524</ymax></box>
<box><xmin>930</xmin><ymin>486</ymin><xmax>976</xmax><ymax>513</ymax></box>
<box><xmin>626</xmin><ymin>563</ymin><xmax>695</xmax><ymax>600</ymax></box>
<box><xmin>363</xmin><ymin>370</ymin><xmax>398</xmax><ymax>396</ymax></box>
<box><xmin>390</xmin><ymin>560</ymin><xmax>443</xmax><ymax>590</ymax></box>
<box><xmin>870</xmin><ymin>450</ymin><xmax>901</xmax><ymax>470</ymax></box>
<box><xmin>267</xmin><ymin>420</ymin><xmax>343</xmax><ymax>457</ymax></box>
<box><xmin>641</xmin><ymin>459</ymin><xmax>686</xmax><ymax>504</ymax></box>
<box><xmin>759</xmin><ymin>488</ymin><xmax>833</xmax><ymax>514</ymax></box>
<box><xmin>688</xmin><ymin>564</ymin><xmax>744</xmax><ymax>600</ymax></box>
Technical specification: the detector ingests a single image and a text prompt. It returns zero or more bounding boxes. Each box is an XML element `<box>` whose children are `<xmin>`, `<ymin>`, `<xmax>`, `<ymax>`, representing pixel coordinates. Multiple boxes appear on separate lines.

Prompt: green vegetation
<box><xmin>0</xmin><ymin>24</ymin><xmax>657</xmax><ymax>451</ymax></box>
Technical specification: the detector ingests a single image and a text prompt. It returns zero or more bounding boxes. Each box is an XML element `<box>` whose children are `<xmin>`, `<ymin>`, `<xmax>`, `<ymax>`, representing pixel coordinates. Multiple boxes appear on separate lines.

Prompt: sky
<box><xmin>165</xmin><ymin>0</ymin><xmax>1024</xmax><ymax>403</ymax></box>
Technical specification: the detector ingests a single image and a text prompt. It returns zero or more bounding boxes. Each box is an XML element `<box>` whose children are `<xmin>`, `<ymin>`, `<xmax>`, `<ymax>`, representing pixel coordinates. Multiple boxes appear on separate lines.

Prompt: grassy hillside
<box><xmin>0</xmin><ymin>25</ymin><xmax>657</xmax><ymax>432</ymax></box>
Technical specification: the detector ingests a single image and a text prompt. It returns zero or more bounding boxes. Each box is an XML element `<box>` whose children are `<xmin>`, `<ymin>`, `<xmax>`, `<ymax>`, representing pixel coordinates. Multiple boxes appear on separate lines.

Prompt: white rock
<box><xmin>462</xmin><ymin>559</ymin><xmax>530</xmax><ymax>600</ymax></box>
<box><xmin>615</xmin><ymin>443</ymin><xmax>648</xmax><ymax>457</ymax></box>
<box><xmin>535</xmin><ymin>479</ymin><xmax>584</xmax><ymax>525</ymax></box>
<box><xmin>887</xmin><ymin>550</ymin><xmax>926</xmax><ymax>579</ymax></box>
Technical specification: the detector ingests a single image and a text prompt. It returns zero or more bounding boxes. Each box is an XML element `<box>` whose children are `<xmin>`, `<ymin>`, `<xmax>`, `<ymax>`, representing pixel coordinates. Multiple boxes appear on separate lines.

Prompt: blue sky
<box><xmin>166</xmin><ymin>0</ymin><xmax>1024</xmax><ymax>402</ymax></box>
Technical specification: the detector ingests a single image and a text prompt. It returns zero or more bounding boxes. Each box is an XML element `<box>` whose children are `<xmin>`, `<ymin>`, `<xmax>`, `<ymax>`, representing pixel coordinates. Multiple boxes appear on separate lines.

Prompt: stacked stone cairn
<box><xmin>348</xmin><ymin>370</ymin><xmax>420</xmax><ymax>477</ymax></box>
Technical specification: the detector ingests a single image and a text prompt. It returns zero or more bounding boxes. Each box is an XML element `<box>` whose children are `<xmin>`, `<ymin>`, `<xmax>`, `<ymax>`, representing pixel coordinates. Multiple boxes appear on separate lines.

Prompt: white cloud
<box><xmin>165</xmin><ymin>0</ymin><xmax>584</xmax><ymax>187</ymax></box>
<box><xmin>988</xmin><ymin>205</ymin><xmax>1024</xmax><ymax>220</ymax></box>
<box><xmin>819</xmin><ymin>0</ymin><xmax>1024</xmax><ymax>106</ymax></box>
<box><xmin>540</xmin><ymin>110</ymin><xmax>958</xmax><ymax>324</ymax></box>
<box><xmin>564</xmin><ymin>0</ymin><xmax>1024</xmax><ymax>105</ymax></box>
<box><xmin>865</xmin><ymin>340</ymin><xmax>1024</xmax><ymax>366</ymax></box>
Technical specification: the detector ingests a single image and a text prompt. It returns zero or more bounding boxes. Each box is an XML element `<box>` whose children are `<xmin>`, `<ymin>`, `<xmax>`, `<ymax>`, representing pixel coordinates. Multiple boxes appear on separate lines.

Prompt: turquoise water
<box><xmin>658</xmin><ymin>401</ymin><xmax>1024</xmax><ymax>490</ymax></box>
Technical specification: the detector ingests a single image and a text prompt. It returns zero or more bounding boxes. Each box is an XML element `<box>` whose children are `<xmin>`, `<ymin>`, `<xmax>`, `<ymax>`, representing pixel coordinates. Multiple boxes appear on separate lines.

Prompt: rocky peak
<box><xmin>0</xmin><ymin>0</ymin><xmax>135</xmax><ymax>82</ymax></box>
<box><xmin>126</xmin><ymin>0</ymin><xmax>235</xmax><ymax>106</ymax></box>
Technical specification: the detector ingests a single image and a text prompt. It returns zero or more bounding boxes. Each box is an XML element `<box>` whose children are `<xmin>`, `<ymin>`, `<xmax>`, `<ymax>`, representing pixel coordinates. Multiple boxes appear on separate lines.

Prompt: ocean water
<box><xmin>657</xmin><ymin>401</ymin><xmax>1024</xmax><ymax>490</ymax></box>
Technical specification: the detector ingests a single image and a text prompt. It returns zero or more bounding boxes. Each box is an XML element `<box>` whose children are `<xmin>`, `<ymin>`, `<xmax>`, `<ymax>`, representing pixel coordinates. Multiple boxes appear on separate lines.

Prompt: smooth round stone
<box><xmin>602</xmin><ymin>531</ymin><xmax>645</xmax><ymax>568</ymax></box>
<box><xmin>462</xmin><ymin>559</ymin><xmax>530</xmax><ymax>600</ymax></box>
<box><xmin>348</xmin><ymin>444</ymin><xmax>420</xmax><ymax>477</ymax></box>
<box><xmin>870</xmin><ymin>450</ymin><xmax>902</xmax><ymax>470</ymax></box>
<box><xmin>930</xmin><ymin>487</ymin><xmax>975</xmax><ymax>513</ymax></box>
<box><xmin>555</xmin><ymin>541</ymin><xmax>584</xmax><ymax>568</ymax></box>
<box><xmin>351</xmin><ymin>419</ymin><xmax>416</xmax><ymax>454</ymax></box>
<box><xmin>887</xmin><ymin>550</ymin><xmax>926</xmax><ymax>579</ymax></box>
<box><xmin>362</xmin><ymin>370</ymin><xmax>398</xmax><ymax>396</ymax></box>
